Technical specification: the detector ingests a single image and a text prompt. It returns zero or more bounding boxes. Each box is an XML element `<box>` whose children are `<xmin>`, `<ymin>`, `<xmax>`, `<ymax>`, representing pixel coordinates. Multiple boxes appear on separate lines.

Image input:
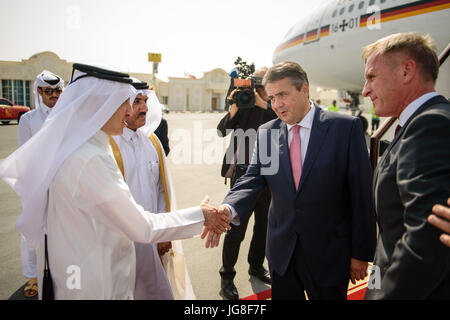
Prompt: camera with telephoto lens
<box><xmin>227</xmin><ymin>57</ymin><xmax>262</xmax><ymax>109</ymax></box>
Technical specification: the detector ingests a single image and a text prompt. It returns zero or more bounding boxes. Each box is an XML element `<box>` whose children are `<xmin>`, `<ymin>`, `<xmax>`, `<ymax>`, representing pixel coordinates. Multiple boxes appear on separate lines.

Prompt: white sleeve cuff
<box><xmin>223</xmin><ymin>203</ymin><xmax>240</xmax><ymax>226</ymax></box>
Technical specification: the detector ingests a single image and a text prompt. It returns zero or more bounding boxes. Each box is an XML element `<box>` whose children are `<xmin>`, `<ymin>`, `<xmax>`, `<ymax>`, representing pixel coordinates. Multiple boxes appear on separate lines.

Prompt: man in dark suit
<box><xmin>204</xmin><ymin>62</ymin><xmax>377</xmax><ymax>300</ymax></box>
<box><xmin>362</xmin><ymin>33</ymin><xmax>450</xmax><ymax>299</ymax></box>
<box><xmin>216</xmin><ymin>67</ymin><xmax>277</xmax><ymax>300</ymax></box>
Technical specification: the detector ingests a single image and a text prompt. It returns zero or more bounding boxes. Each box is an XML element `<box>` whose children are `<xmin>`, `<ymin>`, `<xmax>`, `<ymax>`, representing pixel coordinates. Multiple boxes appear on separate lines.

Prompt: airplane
<box><xmin>273</xmin><ymin>0</ymin><xmax>450</xmax><ymax>116</ymax></box>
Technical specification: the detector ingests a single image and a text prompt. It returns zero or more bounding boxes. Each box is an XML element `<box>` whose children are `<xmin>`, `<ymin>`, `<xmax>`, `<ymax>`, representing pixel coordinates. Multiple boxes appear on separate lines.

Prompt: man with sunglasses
<box><xmin>16</xmin><ymin>70</ymin><xmax>64</xmax><ymax>298</ymax></box>
<box><xmin>18</xmin><ymin>70</ymin><xmax>64</xmax><ymax>145</ymax></box>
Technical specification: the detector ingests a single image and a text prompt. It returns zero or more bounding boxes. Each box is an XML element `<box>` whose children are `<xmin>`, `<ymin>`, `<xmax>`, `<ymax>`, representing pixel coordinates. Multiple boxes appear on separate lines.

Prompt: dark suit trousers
<box><xmin>271</xmin><ymin>236</ymin><xmax>348</xmax><ymax>300</ymax></box>
<box><xmin>220</xmin><ymin>187</ymin><xmax>271</xmax><ymax>280</ymax></box>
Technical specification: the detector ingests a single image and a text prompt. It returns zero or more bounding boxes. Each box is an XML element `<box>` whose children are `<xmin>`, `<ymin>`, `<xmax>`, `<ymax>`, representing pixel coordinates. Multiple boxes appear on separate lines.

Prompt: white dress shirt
<box><xmin>285</xmin><ymin>103</ymin><xmax>316</xmax><ymax>166</ymax></box>
<box><xmin>38</xmin><ymin>130</ymin><xmax>204</xmax><ymax>299</ymax></box>
<box><xmin>398</xmin><ymin>92</ymin><xmax>439</xmax><ymax>128</ymax></box>
<box><xmin>227</xmin><ymin>103</ymin><xmax>316</xmax><ymax>220</ymax></box>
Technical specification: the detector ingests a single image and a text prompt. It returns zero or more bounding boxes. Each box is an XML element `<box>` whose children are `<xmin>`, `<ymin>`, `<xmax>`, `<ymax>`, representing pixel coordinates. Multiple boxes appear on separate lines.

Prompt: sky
<box><xmin>0</xmin><ymin>0</ymin><xmax>327</xmax><ymax>80</ymax></box>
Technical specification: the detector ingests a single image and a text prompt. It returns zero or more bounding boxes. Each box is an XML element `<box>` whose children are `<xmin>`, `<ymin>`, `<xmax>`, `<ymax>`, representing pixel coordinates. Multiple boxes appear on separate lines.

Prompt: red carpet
<box><xmin>241</xmin><ymin>282</ymin><xmax>368</xmax><ymax>300</ymax></box>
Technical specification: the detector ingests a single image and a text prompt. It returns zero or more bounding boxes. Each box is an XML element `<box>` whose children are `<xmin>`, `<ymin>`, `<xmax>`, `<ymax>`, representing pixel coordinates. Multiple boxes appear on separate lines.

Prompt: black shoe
<box><xmin>249</xmin><ymin>266</ymin><xmax>272</xmax><ymax>284</ymax></box>
<box><xmin>220</xmin><ymin>278</ymin><xmax>239</xmax><ymax>300</ymax></box>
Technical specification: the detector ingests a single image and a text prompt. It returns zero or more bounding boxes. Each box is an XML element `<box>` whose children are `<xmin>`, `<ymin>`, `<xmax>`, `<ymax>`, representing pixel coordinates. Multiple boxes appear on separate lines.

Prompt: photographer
<box><xmin>217</xmin><ymin>66</ymin><xmax>276</xmax><ymax>300</ymax></box>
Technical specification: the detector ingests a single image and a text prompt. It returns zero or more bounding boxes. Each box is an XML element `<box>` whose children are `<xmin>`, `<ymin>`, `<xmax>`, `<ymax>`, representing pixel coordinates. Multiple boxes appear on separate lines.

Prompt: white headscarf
<box><xmin>33</xmin><ymin>70</ymin><xmax>64</xmax><ymax>109</ymax></box>
<box><xmin>0</xmin><ymin>69</ymin><xmax>135</xmax><ymax>247</ymax></box>
<box><xmin>129</xmin><ymin>77</ymin><xmax>162</xmax><ymax>136</ymax></box>
<box><xmin>140</xmin><ymin>90</ymin><xmax>163</xmax><ymax>136</ymax></box>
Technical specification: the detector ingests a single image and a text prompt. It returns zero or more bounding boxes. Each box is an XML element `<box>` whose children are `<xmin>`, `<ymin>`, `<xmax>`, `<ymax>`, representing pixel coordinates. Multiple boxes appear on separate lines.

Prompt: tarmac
<box><xmin>0</xmin><ymin>110</ymin><xmax>373</xmax><ymax>300</ymax></box>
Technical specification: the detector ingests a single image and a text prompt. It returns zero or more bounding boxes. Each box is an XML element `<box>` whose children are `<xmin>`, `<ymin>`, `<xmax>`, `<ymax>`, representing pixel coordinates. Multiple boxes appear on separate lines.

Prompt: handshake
<box><xmin>199</xmin><ymin>196</ymin><xmax>232</xmax><ymax>248</ymax></box>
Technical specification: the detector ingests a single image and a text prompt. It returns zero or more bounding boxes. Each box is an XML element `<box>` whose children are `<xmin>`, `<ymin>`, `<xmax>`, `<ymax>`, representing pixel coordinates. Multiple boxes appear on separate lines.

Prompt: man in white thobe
<box><xmin>18</xmin><ymin>70</ymin><xmax>64</xmax><ymax>145</ymax></box>
<box><xmin>111</xmin><ymin>79</ymin><xmax>194</xmax><ymax>299</ymax></box>
<box><xmin>17</xmin><ymin>70</ymin><xmax>64</xmax><ymax>298</ymax></box>
<box><xmin>0</xmin><ymin>63</ymin><xmax>230</xmax><ymax>300</ymax></box>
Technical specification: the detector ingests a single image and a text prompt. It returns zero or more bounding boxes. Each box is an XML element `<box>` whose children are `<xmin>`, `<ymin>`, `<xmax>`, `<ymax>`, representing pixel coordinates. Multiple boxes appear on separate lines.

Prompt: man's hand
<box><xmin>227</xmin><ymin>89</ymin><xmax>239</xmax><ymax>120</ymax></box>
<box><xmin>254</xmin><ymin>90</ymin><xmax>268</xmax><ymax>110</ymax></box>
<box><xmin>200</xmin><ymin>204</ymin><xmax>232</xmax><ymax>248</ymax></box>
<box><xmin>200</xmin><ymin>196</ymin><xmax>231</xmax><ymax>234</ymax></box>
<box><xmin>157</xmin><ymin>242</ymin><xmax>172</xmax><ymax>256</ymax></box>
<box><xmin>217</xmin><ymin>204</ymin><xmax>232</xmax><ymax>223</ymax></box>
<box><xmin>200</xmin><ymin>229</ymin><xmax>222</xmax><ymax>248</ymax></box>
<box><xmin>350</xmin><ymin>258</ymin><xmax>369</xmax><ymax>285</ymax></box>
<box><xmin>428</xmin><ymin>197</ymin><xmax>450</xmax><ymax>248</ymax></box>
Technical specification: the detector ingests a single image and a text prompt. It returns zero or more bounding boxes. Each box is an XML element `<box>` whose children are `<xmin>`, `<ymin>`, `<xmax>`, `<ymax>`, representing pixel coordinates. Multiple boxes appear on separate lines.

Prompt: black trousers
<box><xmin>271</xmin><ymin>236</ymin><xmax>348</xmax><ymax>300</ymax></box>
<box><xmin>220</xmin><ymin>186</ymin><xmax>271</xmax><ymax>280</ymax></box>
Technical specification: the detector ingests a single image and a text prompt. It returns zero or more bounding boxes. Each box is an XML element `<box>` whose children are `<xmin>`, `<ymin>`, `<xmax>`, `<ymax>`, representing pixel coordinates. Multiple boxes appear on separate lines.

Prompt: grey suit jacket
<box><xmin>365</xmin><ymin>95</ymin><xmax>450</xmax><ymax>299</ymax></box>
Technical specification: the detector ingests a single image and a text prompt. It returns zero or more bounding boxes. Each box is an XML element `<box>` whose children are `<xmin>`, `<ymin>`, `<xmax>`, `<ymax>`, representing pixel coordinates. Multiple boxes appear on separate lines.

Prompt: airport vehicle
<box><xmin>0</xmin><ymin>97</ymin><xmax>30</xmax><ymax>124</ymax></box>
<box><xmin>273</xmin><ymin>0</ymin><xmax>450</xmax><ymax>110</ymax></box>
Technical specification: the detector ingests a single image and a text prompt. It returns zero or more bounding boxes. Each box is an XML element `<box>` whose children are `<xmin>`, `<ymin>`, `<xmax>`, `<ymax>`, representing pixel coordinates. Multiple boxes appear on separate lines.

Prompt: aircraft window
<box><xmin>340</xmin><ymin>7</ymin><xmax>345</xmax><ymax>15</ymax></box>
<box><xmin>359</xmin><ymin>1</ymin><xmax>365</xmax><ymax>9</ymax></box>
<box><xmin>380</xmin><ymin>0</ymin><xmax>386</xmax><ymax>3</ymax></box>
<box><xmin>332</xmin><ymin>9</ymin><xmax>337</xmax><ymax>17</ymax></box>
<box><xmin>369</xmin><ymin>0</ymin><xmax>376</xmax><ymax>5</ymax></box>
<box><xmin>348</xmin><ymin>4</ymin><xmax>354</xmax><ymax>12</ymax></box>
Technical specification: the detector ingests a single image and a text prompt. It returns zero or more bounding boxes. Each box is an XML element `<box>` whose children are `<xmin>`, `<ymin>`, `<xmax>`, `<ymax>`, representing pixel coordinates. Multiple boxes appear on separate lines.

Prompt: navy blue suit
<box><xmin>224</xmin><ymin>105</ymin><xmax>376</xmax><ymax>298</ymax></box>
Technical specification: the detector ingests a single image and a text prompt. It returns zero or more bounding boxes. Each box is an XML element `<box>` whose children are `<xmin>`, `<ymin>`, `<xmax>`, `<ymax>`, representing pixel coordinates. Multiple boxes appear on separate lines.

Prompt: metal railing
<box><xmin>369</xmin><ymin>42</ymin><xmax>450</xmax><ymax>172</ymax></box>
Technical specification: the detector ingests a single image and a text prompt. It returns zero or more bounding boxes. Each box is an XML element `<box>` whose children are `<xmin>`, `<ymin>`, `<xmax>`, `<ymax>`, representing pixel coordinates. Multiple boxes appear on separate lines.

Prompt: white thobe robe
<box><xmin>17</xmin><ymin>105</ymin><xmax>51</xmax><ymax>146</ymax></box>
<box><xmin>17</xmin><ymin>104</ymin><xmax>51</xmax><ymax>279</ymax></box>
<box><xmin>113</xmin><ymin>128</ymin><xmax>173</xmax><ymax>300</ymax></box>
<box><xmin>37</xmin><ymin>130</ymin><xmax>204</xmax><ymax>299</ymax></box>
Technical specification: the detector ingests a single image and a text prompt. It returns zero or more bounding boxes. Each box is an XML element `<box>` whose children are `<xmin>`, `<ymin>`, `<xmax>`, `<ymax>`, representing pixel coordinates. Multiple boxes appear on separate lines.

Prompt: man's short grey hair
<box><xmin>361</xmin><ymin>32</ymin><xmax>439</xmax><ymax>83</ymax></box>
<box><xmin>262</xmin><ymin>62</ymin><xmax>309</xmax><ymax>91</ymax></box>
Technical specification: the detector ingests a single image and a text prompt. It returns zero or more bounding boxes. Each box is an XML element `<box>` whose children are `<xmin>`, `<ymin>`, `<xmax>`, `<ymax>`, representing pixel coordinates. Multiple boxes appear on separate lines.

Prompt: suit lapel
<box><xmin>374</xmin><ymin>95</ymin><xmax>447</xmax><ymax>183</ymax></box>
<box><xmin>375</xmin><ymin>124</ymin><xmax>404</xmax><ymax>175</ymax></box>
<box><xmin>297</xmin><ymin>107</ymin><xmax>329</xmax><ymax>193</ymax></box>
<box><xmin>278</xmin><ymin>121</ymin><xmax>295</xmax><ymax>189</ymax></box>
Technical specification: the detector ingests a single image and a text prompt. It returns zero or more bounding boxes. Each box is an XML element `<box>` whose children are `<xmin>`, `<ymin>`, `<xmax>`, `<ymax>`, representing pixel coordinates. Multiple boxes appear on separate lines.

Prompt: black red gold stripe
<box><xmin>275</xmin><ymin>33</ymin><xmax>305</xmax><ymax>53</ymax></box>
<box><xmin>360</xmin><ymin>0</ymin><xmax>450</xmax><ymax>27</ymax></box>
<box><xmin>275</xmin><ymin>24</ymin><xmax>331</xmax><ymax>53</ymax></box>
<box><xmin>275</xmin><ymin>0</ymin><xmax>449</xmax><ymax>54</ymax></box>
<box><xmin>320</xmin><ymin>25</ymin><xmax>330</xmax><ymax>37</ymax></box>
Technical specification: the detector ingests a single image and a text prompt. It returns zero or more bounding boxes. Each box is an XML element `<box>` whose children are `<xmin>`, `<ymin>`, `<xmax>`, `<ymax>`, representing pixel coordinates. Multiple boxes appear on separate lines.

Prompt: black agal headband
<box><xmin>69</xmin><ymin>63</ymin><xmax>133</xmax><ymax>85</ymax></box>
<box><xmin>131</xmin><ymin>80</ymin><xmax>150</xmax><ymax>90</ymax></box>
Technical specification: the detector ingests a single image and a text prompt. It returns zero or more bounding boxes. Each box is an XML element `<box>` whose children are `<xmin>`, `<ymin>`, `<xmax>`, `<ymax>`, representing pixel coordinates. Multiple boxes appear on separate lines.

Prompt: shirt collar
<box><xmin>39</xmin><ymin>103</ymin><xmax>52</xmax><ymax>115</ymax></box>
<box><xmin>398</xmin><ymin>92</ymin><xmax>438</xmax><ymax>127</ymax></box>
<box><xmin>122</xmin><ymin>127</ymin><xmax>138</xmax><ymax>142</ymax></box>
<box><xmin>286</xmin><ymin>101</ymin><xmax>315</xmax><ymax>131</ymax></box>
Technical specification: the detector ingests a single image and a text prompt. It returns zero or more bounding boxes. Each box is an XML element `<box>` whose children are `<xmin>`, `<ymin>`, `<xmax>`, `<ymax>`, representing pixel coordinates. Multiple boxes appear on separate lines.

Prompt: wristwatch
<box><xmin>226</xmin><ymin>98</ymin><xmax>235</xmax><ymax>105</ymax></box>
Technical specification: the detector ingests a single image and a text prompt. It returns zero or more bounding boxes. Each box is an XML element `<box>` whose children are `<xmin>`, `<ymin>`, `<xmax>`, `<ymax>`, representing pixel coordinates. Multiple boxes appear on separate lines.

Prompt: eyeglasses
<box><xmin>40</xmin><ymin>87</ymin><xmax>63</xmax><ymax>95</ymax></box>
